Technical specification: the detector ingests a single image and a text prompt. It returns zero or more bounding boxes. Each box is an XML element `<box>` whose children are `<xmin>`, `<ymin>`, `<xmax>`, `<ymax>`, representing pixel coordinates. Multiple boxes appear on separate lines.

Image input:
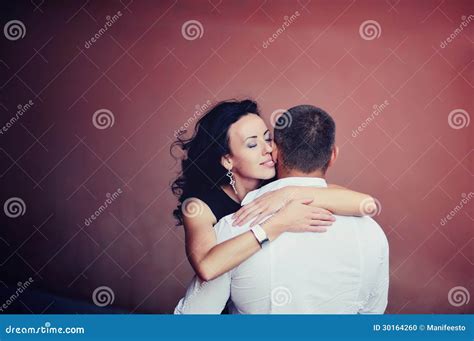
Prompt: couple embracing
<box><xmin>171</xmin><ymin>100</ymin><xmax>388</xmax><ymax>314</ymax></box>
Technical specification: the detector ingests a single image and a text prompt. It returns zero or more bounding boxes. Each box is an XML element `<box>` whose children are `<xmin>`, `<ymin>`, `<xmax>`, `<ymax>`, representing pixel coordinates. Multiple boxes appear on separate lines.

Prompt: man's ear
<box><xmin>327</xmin><ymin>145</ymin><xmax>339</xmax><ymax>168</ymax></box>
<box><xmin>220</xmin><ymin>155</ymin><xmax>233</xmax><ymax>170</ymax></box>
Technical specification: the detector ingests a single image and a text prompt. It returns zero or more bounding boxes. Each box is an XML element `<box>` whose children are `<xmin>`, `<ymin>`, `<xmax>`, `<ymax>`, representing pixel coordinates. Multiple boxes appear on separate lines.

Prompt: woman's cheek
<box><xmin>244</xmin><ymin>162</ymin><xmax>260</xmax><ymax>178</ymax></box>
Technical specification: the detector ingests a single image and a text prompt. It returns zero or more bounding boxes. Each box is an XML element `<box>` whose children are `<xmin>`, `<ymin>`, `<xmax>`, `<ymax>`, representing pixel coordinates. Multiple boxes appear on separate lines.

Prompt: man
<box><xmin>175</xmin><ymin>105</ymin><xmax>389</xmax><ymax>314</ymax></box>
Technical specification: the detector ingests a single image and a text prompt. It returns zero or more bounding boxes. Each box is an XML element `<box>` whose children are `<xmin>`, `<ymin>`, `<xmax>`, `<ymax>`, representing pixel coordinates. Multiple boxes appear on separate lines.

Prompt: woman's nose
<box><xmin>263</xmin><ymin>140</ymin><xmax>273</xmax><ymax>154</ymax></box>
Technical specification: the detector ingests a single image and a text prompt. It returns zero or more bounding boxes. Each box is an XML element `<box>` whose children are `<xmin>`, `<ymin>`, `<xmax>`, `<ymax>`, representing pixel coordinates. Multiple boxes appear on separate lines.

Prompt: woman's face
<box><xmin>224</xmin><ymin>114</ymin><xmax>276</xmax><ymax>181</ymax></box>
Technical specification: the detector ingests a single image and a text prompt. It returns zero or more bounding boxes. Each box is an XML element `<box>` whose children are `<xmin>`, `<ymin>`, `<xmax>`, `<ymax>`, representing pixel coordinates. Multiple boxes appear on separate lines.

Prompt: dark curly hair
<box><xmin>171</xmin><ymin>99</ymin><xmax>260</xmax><ymax>226</ymax></box>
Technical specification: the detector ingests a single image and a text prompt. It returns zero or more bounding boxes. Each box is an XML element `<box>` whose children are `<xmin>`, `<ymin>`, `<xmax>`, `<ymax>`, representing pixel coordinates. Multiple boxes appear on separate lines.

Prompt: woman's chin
<box><xmin>244</xmin><ymin>167</ymin><xmax>276</xmax><ymax>182</ymax></box>
<box><xmin>260</xmin><ymin>167</ymin><xmax>276</xmax><ymax>179</ymax></box>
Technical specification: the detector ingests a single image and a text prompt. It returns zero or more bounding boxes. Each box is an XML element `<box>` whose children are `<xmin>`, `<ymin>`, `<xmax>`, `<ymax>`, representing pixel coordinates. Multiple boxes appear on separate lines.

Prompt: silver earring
<box><xmin>226</xmin><ymin>169</ymin><xmax>237</xmax><ymax>195</ymax></box>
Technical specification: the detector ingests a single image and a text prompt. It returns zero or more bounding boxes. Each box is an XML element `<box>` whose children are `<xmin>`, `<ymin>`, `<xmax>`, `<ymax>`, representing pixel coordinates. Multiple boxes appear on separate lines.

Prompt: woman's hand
<box><xmin>261</xmin><ymin>198</ymin><xmax>336</xmax><ymax>236</ymax></box>
<box><xmin>233</xmin><ymin>187</ymin><xmax>299</xmax><ymax>226</ymax></box>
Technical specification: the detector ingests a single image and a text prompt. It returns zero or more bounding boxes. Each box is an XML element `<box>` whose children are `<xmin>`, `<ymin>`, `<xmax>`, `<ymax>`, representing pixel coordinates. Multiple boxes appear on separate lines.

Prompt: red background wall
<box><xmin>0</xmin><ymin>0</ymin><xmax>472</xmax><ymax>313</ymax></box>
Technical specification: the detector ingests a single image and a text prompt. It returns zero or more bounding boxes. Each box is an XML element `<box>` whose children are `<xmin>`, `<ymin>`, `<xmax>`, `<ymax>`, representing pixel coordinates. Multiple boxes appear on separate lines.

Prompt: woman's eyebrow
<box><xmin>245</xmin><ymin>130</ymin><xmax>270</xmax><ymax>141</ymax></box>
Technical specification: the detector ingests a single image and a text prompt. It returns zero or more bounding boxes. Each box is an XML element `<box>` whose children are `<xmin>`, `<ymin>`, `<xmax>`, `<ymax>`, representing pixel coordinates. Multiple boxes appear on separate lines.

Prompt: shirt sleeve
<box><xmin>174</xmin><ymin>273</ymin><xmax>231</xmax><ymax>314</ymax></box>
<box><xmin>174</xmin><ymin>217</ymin><xmax>234</xmax><ymax>314</ymax></box>
<box><xmin>360</xmin><ymin>225</ymin><xmax>389</xmax><ymax>314</ymax></box>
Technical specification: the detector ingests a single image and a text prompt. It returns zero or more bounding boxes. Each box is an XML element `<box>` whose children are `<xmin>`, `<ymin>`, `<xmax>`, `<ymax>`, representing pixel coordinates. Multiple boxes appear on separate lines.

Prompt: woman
<box><xmin>171</xmin><ymin>99</ymin><xmax>375</xmax><ymax>281</ymax></box>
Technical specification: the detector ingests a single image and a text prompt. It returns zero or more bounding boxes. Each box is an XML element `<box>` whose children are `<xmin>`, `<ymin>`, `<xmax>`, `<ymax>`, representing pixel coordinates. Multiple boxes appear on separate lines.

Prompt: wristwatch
<box><xmin>250</xmin><ymin>224</ymin><xmax>269</xmax><ymax>248</ymax></box>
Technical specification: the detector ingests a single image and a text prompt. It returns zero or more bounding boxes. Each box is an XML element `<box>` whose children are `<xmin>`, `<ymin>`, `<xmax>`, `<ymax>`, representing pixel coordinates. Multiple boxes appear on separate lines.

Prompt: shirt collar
<box><xmin>241</xmin><ymin>177</ymin><xmax>328</xmax><ymax>206</ymax></box>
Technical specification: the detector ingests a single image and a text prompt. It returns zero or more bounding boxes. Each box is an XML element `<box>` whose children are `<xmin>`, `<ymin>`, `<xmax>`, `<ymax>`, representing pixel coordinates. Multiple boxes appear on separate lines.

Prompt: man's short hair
<box><xmin>274</xmin><ymin>105</ymin><xmax>335</xmax><ymax>173</ymax></box>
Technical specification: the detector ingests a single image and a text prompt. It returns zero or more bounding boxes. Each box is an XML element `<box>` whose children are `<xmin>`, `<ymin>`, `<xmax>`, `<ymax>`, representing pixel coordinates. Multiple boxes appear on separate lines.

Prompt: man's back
<box><xmin>174</xmin><ymin>178</ymin><xmax>390</xmax><ymax>315</ymax></box>
<box><xmin>216</xmin><ymin>213</ymin><xmax>389</xmax><ymax>314</ymax></box>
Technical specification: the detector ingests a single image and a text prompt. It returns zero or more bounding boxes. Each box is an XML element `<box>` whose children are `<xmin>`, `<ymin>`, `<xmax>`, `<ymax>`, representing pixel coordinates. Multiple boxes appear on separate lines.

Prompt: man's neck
<box><xmin>277</xmin><ymin>166</ymin><xmax>326</xmax><ymax>180</ymax></box>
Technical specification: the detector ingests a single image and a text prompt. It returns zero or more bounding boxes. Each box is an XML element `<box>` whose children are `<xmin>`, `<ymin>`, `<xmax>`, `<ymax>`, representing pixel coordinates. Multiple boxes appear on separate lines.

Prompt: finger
<box><xmin>233</xmin><ymin>206</ymin><xmax>253</xmax><ymax>225</ymax></box>
<box><xmin>311</xmin><ymin>207</ymin><xmax>332</xmax><ymax>215</ymax></box>
<box><xmin>297</xmin><ymin>197</ymin><xmax>314</xmax><ymax>205</ymax></box>
<box><xmin>249</xmin><ymin>210</ymin><xmax>270</xmax><ymax>227</ymax></box>
<box><xmin>232</xmin><ymin>206</ymin><xmax>247</xmax><ymax>220</ymax></box>
<box><xmin>243</xmin><ymin>212</ymin><xmax>263</xmax><ymax>227</ymax></box>
<box><xmin>306</xmin><ymin>226</ymin><xmax>328</xmax><ymax>233</ymax></box>
<box><xmin>310</xmin><ymin>220</ymin><xmax>333</xmax><ymax>226</ymax></box>
<box><xmin>311</xmin><ymin>213</ymin><xmax>336</xmax><ymax>221</ymax></box>
<box><xmin>233</xmin><ymin>200</ymin><xmax>262</xmax><ymax>220</ymax></box>
<box><xmin>248</xmin><ymin>214</ymin><xmax>262</xmax><ymax>227</ymax></box>
<box><xmin>234</xmin><ymin>205</ymin><xmax>263</xmax><ymax>226</ymax></box>
<box><xmin>233</xmin><ymin>201</ymin><xmax>259</xmax><ymax>218</ymax></box>
<box><xmin>236</xmin><ymin>206</ymin><xmax>262</xmax><ymax>225</ymax></box>
<box><xmin>243</xmin><ymin>210</ymin><xmax>264</xmax><ymax>226</ymax></box>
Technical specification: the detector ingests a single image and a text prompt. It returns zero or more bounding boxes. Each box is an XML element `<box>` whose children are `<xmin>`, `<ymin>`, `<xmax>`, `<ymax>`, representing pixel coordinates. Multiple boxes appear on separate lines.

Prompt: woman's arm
<box><xmin>183</xmin><ymin>200</ymin><xmax>262</xmax><ymax>281</ymax></box>
<box><xmin>183</xmin><ymin>197</ymin><xmax>333</xmax><ymax>281</ymax></box>
<box><xmin>233</xmin><ymin>186</ymin><xmax>376</xmax><ymax>226</ymax></box>
<box><xmin>298</xmin><ymin>185</ymin><xmax>376</xmax><ymax>216</ymax></box>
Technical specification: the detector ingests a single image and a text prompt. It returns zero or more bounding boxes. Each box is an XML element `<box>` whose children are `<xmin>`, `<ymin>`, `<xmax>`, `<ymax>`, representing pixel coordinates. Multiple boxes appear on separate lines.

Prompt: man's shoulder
<box><xmin>351</xmin><ymin>216</ymin><xmax>388</xmax><ymax>248</ymax></box>
<box><xmin>216</xmin><ymin>213</ymin><xmax>235</xmax><ymax>229</ymax></box>
<box><xmin>332</xmin><ymin>215</ymin><xmax>386</xmax><ymax>244</ymax></box>
<box><xmin>213</xmin><ymin>213</ymin><xmax>251</xmax><ymax>243</ymax></box>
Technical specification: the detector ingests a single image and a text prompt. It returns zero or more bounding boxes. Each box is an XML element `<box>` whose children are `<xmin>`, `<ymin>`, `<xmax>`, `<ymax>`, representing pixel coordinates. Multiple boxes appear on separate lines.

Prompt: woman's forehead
<box><xmin>229</xmin><ymin>114</ymin><xmax>268</xmax><ymax>139</ymax></box>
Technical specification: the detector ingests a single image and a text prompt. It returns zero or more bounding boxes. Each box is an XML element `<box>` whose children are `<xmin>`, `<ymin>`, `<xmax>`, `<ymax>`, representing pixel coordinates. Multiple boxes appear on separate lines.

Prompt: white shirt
<box><xmin>175</xmin><ymin>177</ymin><xmax>389</xmax><ymax>314</ymax></box>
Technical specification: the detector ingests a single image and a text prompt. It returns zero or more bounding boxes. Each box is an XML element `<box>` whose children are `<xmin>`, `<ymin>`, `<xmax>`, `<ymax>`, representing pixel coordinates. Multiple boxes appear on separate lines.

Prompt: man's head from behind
<box><xmin>273</xmin><ymin>105</ymin><xmax>338</xmax><ymax>177</ymax></box>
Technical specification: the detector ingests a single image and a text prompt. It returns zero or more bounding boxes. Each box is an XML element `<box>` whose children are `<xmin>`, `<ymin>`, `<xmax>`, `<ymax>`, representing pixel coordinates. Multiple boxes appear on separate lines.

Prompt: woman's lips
<box><xmin>260</xmin><ymin>160</ymin><xmax>275</xmax><ymax>168</ymax></box>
